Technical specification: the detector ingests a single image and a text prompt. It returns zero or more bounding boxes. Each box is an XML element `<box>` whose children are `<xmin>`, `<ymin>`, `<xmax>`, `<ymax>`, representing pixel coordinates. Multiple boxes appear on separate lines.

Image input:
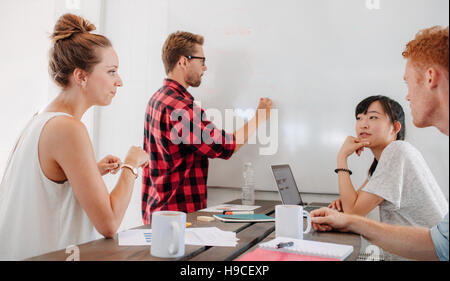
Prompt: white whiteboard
<box><xmin>164</xmin><ymin>0</ymin><xmax>449</xmax><ymax>196</ymax></box>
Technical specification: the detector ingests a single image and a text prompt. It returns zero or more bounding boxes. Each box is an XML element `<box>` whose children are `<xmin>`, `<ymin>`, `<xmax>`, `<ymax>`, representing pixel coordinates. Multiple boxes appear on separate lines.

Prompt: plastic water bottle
<box><xmin>242</xmin><ymin>162</ymin><xmax>255</xmax><ymax>205</ymax></box>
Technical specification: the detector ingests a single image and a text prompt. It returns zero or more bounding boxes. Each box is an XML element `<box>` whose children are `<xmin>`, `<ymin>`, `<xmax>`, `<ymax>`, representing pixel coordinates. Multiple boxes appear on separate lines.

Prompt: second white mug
<box><xmin>275</xmin><ymin>205</ymin><xmax>311</xmax><ymax>240</ymax></box>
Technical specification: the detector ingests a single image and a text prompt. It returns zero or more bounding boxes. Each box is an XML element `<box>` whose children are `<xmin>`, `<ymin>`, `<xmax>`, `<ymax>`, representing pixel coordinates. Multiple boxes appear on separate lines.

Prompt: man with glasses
<box><xmin>142</xmin><ymin>31</ymin><xmax>272</xmax><ymax>223</ymax></box>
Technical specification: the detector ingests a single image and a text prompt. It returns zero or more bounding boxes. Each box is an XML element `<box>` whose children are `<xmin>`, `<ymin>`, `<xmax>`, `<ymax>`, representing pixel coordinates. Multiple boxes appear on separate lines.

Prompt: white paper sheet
<box><xmin>118</xmin><ymin>227</ymin><xmax>238</xmax><ymax>247</ymax></box>
<box><xmin>198</xmin><ymin>204</ymin><xmax>261</xmax><ymax>213</ymax></box>
<box><xmin>118</xmin><ymin>229</ymin><xmax>152</xmax><ymax>246</ymax></box>
<box><xmin>185</xmin><ymin>227</ymin><xmax>238</xmax><ymax>247</ymax></box>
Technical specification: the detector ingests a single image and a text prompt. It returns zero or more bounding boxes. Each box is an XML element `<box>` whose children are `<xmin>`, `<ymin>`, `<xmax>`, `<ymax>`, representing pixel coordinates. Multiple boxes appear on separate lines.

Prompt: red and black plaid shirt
<box><xmin>142</xmin><ymin>79</ymin><xmax>236</xmax><ymax>224</ymax></box>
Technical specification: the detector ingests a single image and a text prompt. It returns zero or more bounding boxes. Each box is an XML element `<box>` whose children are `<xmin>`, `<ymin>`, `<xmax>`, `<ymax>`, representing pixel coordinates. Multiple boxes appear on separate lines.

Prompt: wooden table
<box><xmin>26</xmin><ymin>200</ymin><xmax>361</xmax><ymax>261</ymax></box>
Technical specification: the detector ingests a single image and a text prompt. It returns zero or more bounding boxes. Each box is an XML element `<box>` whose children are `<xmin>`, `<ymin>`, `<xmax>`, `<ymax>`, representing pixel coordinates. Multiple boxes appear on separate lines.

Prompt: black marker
<box><xmin>276</xmin><ymin>241</ymin><xmax>294</xmax><ymax>249</ymax></box>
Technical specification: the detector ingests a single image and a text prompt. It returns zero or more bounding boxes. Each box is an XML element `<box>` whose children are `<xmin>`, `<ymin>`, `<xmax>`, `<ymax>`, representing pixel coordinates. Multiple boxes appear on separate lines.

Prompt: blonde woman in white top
<box><xmin>0</xmin><ymin>13</ymin><xmax>149</xmax><ymax>260</ymax></box>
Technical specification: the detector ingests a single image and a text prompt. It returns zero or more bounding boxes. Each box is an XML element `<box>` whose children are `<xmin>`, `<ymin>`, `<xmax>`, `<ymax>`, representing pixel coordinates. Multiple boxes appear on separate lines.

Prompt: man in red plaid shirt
<box><xmin>142</xmin><ymin>31</ymin><xmax>272</xmax><ymax>223</ymax></box>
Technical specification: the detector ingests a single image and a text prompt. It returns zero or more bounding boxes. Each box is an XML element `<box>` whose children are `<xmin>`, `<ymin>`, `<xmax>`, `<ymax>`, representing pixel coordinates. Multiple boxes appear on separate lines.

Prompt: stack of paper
<box><xmin>198</xmin><ymin>204</ymin><xmax>260</xmax><ymax>213</ymax></box>
<box><xmin>118</xmin><ymin>229</ymin><xmax>151</xmax><ymax>246</ymax></box>
<box><xmin>186</xmin><ymin>227</ymin><xmax>238</xmax><ymax>247</ymax></box>
<box><xmin>118</xmin><ymin>227</ymin><xmax>238</xmax><ymax>247</ymax></box>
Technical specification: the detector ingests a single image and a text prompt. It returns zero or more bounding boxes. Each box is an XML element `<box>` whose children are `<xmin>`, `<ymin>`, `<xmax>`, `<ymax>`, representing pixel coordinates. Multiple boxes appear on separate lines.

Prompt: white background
<box><xmin>0</xmin><ymin>0</ymin><xmax>448</xmax><ymax>231</ymax></box>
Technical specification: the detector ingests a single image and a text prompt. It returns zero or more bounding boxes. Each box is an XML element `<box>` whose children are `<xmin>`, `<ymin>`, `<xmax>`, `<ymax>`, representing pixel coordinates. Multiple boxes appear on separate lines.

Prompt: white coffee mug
<box><xmin>275</xmin><ymin>205</ymin><xmax>311</xmax><ymax>240</ymax></box>
<box><xmin>150</xmin><ymin>211</ymin><xmax>186</xmax><ymax>258</ymax></box>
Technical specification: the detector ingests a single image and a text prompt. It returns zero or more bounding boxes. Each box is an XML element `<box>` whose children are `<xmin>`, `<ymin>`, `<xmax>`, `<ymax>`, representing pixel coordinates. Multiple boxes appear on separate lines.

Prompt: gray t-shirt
<box><xmin>363</xmin><ymin>141</ymin><xmax>448</xmax><ymax>260</ymax></box>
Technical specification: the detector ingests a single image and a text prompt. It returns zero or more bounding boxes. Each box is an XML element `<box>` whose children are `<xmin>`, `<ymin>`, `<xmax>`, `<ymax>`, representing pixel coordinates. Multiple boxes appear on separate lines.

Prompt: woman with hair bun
<box><xmin>0</xmin><ymin>13</ymin><xmax>149</xmax><ymax>260</ymax></box>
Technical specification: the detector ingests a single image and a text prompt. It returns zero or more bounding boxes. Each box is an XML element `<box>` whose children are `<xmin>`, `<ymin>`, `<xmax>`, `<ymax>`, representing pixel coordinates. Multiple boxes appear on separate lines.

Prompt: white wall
<box><xmin>1</xmin><ymin>0</ymin><xmax>448</xmax><ymax>234</ymax></box>
<box><xmin>96</xmin><ymin>0</ymin><xmax>449</xmax><ymax>231</ymax></box>
<box><xmin>165</xmin><ymin>0</ymin><xmax>450</xmax><ymax>197</ymax></box>
<box><xmin>0</xmin><ymin>0</ymin><xmax>104</xmax><ymax>182</ymax></box>
<box><xmin>0</xmin><ymin>0</ymin><xmax>55</xmax><ymax>181</ymax></box>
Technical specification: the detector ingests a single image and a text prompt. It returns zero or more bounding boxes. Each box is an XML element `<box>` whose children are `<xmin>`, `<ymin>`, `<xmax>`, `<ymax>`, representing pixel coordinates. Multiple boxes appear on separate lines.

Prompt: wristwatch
<box><xmin>121</xmin><ymin>164</ymin><xmax>138</xmax><ymax>179</ymax></box>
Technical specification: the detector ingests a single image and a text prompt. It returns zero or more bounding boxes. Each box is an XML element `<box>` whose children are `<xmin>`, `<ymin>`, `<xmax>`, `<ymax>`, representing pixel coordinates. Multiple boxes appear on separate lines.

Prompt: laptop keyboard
<box><xmin>304</xmin><ymin>206</ymin><xmax>321</xmax><ymax>212</ymax></box>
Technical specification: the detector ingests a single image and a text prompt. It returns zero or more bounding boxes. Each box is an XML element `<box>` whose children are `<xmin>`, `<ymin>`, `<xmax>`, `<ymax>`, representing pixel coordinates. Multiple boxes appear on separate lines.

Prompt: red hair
<box><xmin>402</xmin><ymin>26</ymin><xmax>449</xmax><ymax>72</ymax></box>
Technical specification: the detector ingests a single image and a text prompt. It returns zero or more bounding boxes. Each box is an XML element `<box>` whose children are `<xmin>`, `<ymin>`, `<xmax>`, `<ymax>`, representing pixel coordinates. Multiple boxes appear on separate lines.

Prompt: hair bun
<box><xmin>51</xmin><ymin>13</ymin><xmax>96</xmax><ymax>43</ymax></box>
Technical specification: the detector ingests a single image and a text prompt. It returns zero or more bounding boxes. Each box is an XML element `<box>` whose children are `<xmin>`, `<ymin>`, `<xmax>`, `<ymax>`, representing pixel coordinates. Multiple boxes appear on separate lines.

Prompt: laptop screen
<box><xmin>271</xmin><ymin>164</ymin><xmax>304</xmax><ymax>205</ymax></box>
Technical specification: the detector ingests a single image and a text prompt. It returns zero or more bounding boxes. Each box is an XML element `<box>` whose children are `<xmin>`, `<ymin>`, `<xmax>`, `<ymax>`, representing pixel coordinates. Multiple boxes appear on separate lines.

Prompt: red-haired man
<box><xmin>311</xmin><ymin>26</ymin><xmax>449</xmax><ymax>261</ymax></box>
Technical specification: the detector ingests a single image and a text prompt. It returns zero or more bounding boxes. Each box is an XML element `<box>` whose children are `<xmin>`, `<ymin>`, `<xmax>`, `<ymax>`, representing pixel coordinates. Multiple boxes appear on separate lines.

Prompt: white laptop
<box><xmin>271</xmin><ymin>164</ymin><xmax>330</xmax><ymax>212</ymax></box>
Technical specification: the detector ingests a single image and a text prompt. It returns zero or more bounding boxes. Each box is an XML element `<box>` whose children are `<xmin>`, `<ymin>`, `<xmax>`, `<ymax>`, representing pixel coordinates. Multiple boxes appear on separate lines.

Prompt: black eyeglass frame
<box><xmin>185</xmin><ymin>55</ymin><xmax>206</xmax><ymax>65</ymax></box>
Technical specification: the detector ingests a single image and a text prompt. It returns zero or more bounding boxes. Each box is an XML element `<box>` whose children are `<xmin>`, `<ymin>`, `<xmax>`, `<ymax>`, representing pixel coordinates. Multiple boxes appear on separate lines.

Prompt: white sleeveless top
<box><xmin>0</xmin><ymin>112</ymin><xmax>96</xmax><ymax>260</ymax></box>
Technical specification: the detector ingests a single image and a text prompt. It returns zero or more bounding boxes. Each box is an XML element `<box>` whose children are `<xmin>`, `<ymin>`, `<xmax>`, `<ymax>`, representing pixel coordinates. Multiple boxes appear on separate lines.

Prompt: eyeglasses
<box><xmin>185</xmin><ymin>55</ymin><xmax>206</xmax><ymax>66</ymax></box>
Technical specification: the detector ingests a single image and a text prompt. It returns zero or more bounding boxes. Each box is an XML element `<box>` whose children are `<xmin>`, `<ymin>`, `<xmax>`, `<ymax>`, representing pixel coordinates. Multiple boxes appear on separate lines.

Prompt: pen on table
<box><xmin>276</xmin><ymin>241</ymin><xmax>294</xmax><ymax>249</ymax></box>
<box><xmin>222</xmin><ymin>211</ymin><xmax>254</xmax><ymax>215</ymax></box>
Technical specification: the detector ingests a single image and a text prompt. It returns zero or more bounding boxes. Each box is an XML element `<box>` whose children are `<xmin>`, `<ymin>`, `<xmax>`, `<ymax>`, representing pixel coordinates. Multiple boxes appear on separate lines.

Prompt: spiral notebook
<box><xmin>257</xmin><ymin>237</ymin><xmax>354</xmax><ymax>261</ymax></box>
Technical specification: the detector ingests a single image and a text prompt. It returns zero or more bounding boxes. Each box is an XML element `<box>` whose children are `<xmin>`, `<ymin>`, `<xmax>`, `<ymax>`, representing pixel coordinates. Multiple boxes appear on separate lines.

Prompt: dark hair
<box><xmin>355</xmin><ymin>95</ymin><xmax>406</xmax><ymax>176</ymax></box>
<box><xmin>49</xmin><ymin>13</ymin><xmax>112</xmax><ymax>88</ymax></box>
